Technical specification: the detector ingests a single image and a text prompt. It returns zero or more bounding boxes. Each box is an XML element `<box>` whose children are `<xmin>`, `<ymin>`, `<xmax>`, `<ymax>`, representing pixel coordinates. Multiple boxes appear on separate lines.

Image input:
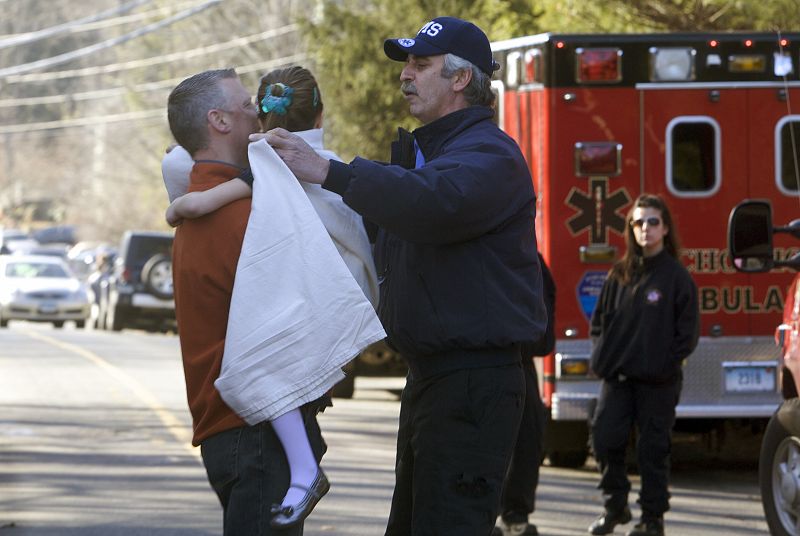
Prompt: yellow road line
<box><xmin>20</xmin><ymin>327</ymin><xmax>199</xmax><ymax>459</ymax></box>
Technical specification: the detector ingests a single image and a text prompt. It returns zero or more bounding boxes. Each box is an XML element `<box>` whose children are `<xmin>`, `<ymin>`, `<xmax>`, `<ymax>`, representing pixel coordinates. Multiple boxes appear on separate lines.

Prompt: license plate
<box><xmin>38</xmin><ymin>302</ymin><xmax>57</xmax><ymax>314</ymax></box>
<box><xmin>723</xmin><ymin>363</ymin><xmax>776</xmax><ymax>393</ymax></box>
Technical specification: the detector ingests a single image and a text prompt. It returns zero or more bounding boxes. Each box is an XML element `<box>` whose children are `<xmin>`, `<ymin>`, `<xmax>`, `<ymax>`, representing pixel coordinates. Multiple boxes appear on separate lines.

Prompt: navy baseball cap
<box><xmin>384</xmin><ymin>16</ymin><xmax>500</xmax><ymax>76</ymax></box>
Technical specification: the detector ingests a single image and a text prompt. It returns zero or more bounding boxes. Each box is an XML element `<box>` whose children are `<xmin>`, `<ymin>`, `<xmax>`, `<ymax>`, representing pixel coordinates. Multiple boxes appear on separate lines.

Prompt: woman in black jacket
<box><xmin>587</xmin><ymin>194</ymin><xmax>699</xmax><ymax>536</ymax></box>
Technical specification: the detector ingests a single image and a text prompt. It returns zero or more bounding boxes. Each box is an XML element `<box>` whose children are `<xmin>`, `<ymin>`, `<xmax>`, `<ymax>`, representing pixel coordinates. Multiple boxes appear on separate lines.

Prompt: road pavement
<box><xmin>0</xmin><ymin>323</ymin><xmax>769</xmax><ymax>535</ymax></box>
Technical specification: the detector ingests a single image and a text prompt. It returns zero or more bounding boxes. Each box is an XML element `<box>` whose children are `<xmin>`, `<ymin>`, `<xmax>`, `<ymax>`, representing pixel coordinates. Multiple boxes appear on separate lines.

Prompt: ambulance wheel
<box><xmin>547</xmin><ymin>449</ymin><xmax>588</xmax><ymax>468</ymax></box>
<box><xmin>545</xmin><ymin>418</ymin><xmax>590</xmax><ymax>468</ymax></box>
<box><xmin>760</xmin><ymin>400</ymin><xmax>800</xmax><ymax>536</ymax></box>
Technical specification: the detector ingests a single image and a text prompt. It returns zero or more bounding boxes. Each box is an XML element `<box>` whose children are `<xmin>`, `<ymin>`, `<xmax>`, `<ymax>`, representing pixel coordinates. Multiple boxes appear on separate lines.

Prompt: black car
<box><xmin>98</xmin><ymin>231</ymin><xmax>174</xmax><ymax>332</ymax></box>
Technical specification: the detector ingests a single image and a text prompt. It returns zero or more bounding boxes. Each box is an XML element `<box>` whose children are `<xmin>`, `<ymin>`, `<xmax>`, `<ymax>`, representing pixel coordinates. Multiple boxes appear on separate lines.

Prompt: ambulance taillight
<box><xmin>573</xmin><ymin>142</ymin><xmax>622</xmax><ymax>177</ymax></box>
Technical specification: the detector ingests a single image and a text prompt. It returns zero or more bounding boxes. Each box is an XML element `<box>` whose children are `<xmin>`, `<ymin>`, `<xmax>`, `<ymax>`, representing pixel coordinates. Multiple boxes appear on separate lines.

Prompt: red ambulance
<box><xmin>491</xmin><ymin>31</ymin><xmax>800</xmax><ymax>467</ymax></box>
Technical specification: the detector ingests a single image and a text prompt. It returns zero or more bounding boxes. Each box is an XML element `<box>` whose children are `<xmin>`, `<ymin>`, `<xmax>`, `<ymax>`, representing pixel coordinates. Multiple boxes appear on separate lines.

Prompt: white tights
<box><xmin>271</xmin><ymin>408</ymin><xmax>319</xmax><ymax>506</ymax></box>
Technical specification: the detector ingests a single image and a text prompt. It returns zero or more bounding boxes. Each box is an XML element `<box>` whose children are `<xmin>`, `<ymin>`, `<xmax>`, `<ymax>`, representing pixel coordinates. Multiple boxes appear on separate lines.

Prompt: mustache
<box><xmin>401</xmin><ymin>82</ymin><xmax>417</xmax><ymax>95</ymax></box>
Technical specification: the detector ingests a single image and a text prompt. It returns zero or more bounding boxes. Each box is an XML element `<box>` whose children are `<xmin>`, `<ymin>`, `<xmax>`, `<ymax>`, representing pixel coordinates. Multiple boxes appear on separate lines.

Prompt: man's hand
<box><xmin>251</xmin><ymin>128</ymin><xmax>330</xmax><ymax>184</ymax></box>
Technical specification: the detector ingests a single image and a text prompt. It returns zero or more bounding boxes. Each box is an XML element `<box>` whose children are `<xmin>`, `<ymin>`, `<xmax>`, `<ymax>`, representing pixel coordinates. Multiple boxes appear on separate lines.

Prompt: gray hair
<box><xmin>441</xmin><ymin>53</ymin><xmax>495</xmax><ymax>108</ymax></box>
<box><xmin>167</xmin><ymin>68</ymin><xmax>238</xmax><ymax>156</ymax></box>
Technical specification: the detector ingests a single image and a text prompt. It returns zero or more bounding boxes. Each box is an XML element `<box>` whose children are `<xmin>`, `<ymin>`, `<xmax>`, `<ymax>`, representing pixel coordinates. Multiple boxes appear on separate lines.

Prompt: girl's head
<box><xmin>612</xmin><ymin>194</ymin><xmax>681</xmax><ymax>283</ymax></box>
<box><xmin>257</xmin><ymin>66</ymin><xmax>323</xmax><ymax>132</ymax></box>
<box><xmin>624</xmin><ymin>194</ymin><xmax>679</xmax><ymax>259</ymax></box>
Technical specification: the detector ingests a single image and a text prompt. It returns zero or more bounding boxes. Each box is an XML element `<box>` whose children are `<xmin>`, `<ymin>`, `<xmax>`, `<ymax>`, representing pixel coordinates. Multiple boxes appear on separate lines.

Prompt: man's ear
<box><xmin>207</xmin><ymin>109</ymin><xmax>231</xmax><ymax>133</ymax></box>
<box><xmin>452</xmin><ymin>68</ymin><xmax>473</xmax><ymax>92</ymax></box>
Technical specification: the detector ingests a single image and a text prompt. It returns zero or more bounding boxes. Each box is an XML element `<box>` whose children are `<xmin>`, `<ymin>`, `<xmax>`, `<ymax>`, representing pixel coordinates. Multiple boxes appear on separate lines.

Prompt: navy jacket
<box><xmin>589</xmin><ymin>249</ymin><xmax>700</xmax><ymax>384</ymax></box>
<box><xmin>324</xmin><ymin>106</ymin><xmax>547</xmax><ymax>377</ymax></box>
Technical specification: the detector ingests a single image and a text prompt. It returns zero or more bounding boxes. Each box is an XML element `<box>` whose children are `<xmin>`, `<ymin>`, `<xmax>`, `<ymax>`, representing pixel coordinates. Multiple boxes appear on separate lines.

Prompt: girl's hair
<box><xmin>257</xmin><ymin>66</ymin><xmax>323</xmax><ymax>132</ymax></box>
<box><xmin>610</xmin><ymin>193</ymin><xmax>681</xmax><ymax>284</ymax></box>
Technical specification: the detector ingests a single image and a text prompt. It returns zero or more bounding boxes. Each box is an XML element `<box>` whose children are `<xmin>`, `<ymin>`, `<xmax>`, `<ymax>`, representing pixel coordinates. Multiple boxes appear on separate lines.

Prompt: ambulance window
<box><xmin>666</xmin><ymin>117</ymin><xmax>720</xmax><ymax>197</ymax></box>
<box><xmin>491</xmin><ymin>80</ymin><xmax>504</xmax><ymax>130</ymax></box>
<box><xmin>776</xmin><ymin>116</ymin><xmax>800</xmax><ymax>194</ymax></box>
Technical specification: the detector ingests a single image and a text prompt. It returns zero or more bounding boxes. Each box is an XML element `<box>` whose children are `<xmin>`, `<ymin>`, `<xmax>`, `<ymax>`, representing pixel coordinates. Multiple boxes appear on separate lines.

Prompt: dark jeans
<box><xmin>591</xmin><ymin>377</ymin><xmax>682</xmax><ymax>517</ymax></box>
<box><xmin>200</xmin><ymin>405</ymin><xmax>326</xmax><ymax>535</ymax></box>
<box><xmin>500</xmin><ymin>362</ymin><xmax>546</xmax><ymax>524</ymax></box>
<box><xmin>385</xmin><ymin>363</ymin><xmax>525</xmax><ymax>536</ymax></box>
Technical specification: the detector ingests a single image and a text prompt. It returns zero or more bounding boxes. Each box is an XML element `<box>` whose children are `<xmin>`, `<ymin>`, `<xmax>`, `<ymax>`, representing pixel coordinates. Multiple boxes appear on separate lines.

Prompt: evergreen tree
<box><xmin>300</xmin><ymin>0</ymin><xmax>543</xmax><ymax>161</ymax></box>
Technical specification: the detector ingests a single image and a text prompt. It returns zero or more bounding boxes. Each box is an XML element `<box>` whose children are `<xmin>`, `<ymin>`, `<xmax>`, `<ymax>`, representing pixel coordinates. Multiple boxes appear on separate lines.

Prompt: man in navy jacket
<box><xmin>265</xmin><ymin>16</ymin><xmax>547</xmax><ymax>535</ymax></box>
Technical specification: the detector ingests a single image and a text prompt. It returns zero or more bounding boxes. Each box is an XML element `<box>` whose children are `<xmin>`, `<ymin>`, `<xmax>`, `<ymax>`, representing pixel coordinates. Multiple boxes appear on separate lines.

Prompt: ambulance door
<box><xmin>640</xmin><ymin>87</ymin><xmax>749</xmax><ymax>338</ymax></box>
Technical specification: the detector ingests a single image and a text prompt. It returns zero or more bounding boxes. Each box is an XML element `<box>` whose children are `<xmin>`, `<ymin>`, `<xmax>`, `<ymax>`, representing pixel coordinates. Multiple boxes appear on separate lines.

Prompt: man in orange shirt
<box><xmin>167</xmin><ymin>68</ymin><xmax>327</xmax><ymax>535</ymax></box>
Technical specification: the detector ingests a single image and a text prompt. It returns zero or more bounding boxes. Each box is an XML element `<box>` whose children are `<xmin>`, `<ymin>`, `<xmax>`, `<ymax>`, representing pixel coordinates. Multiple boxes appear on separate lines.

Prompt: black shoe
<box><xmin>588</xmin><ymin>506</ymin><xmax>632</xmax><ymax>535</ymax></box>
<box><xmin>626</xmin><ymin>517</ymin><xmax>664</xmax><ymax>536</ymax></box>
<box><xmin>492</xmin><ymin>522</ymin><xmax>539</xmax><ymax>535</ymax></box>
<box><xmin>270</xmin><ymin>468</ymin><xmax>330</xmax><ymax>529</ymax></box>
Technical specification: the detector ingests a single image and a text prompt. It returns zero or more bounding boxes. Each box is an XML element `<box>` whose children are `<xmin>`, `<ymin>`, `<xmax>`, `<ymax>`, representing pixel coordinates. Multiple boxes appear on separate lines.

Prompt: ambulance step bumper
<box><xmin>551</xmin><ymin>392</ymin><xmax>597</xmax><ymax>421</ymax></box>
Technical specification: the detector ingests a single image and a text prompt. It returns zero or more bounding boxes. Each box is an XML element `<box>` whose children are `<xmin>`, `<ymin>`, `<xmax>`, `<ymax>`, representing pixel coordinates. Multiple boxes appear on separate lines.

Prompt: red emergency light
<box><xmin>574</xmin><ymin>142</ymin><xmax>622</xmax><ymax>176</ymax></box>
<box><xmin>575</xmin><ymin>48</ymin><xmax>622</xmax><ymax>83</ymax></box>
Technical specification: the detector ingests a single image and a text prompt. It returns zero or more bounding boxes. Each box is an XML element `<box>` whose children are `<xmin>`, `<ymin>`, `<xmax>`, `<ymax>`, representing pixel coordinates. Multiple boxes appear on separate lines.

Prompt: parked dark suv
<box><xmin>98</xmin><ymin>231</ymin><xmax>174</xmax><ymax>332</ymax></box>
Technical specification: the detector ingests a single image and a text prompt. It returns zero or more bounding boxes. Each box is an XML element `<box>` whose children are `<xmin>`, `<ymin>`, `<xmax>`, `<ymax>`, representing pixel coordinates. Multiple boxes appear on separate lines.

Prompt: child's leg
<box><xmin>271</xmin><ymin>408</ymin><xmax>320</xmax><ymax>506</ymax></box>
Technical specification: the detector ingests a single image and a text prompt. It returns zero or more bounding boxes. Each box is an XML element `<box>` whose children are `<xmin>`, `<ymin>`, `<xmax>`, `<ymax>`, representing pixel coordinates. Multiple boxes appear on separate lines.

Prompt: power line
<box><xmin>0</xmin><ymin>109</ymin><xmax>165</xmax><ymax>134</ymax></box>
<box><xmin>0</xmin><ymin>1</ymin><xmax>204</xmax><ymax>39</ymax></box>
<box><xmin>0</xmin><ymin>0</ymin><xmax>152</xmax><ymax>50</ymax></box>
<box><xmin>0</xmin><ymin>53</ymin><xmax>308</xmax><ymax>132</ymax></box>
<box><xmin>3</xmin><ymin>24</ymin><xmax>298</xmax><ymax>85</ymax></box>
<box><xmin>0</xmin><ymin>52</ymin><xmax>306</xmax><ymax>108</ymax></box>
<box><xmin>0</xmin><ymin>79</ymin><xmax>176</xmax><ymax>108</ymax></box>
<box><xmin>0</xmin><ymin>0</ymin><xmax>223</xmax><ymax>79</ymax></box>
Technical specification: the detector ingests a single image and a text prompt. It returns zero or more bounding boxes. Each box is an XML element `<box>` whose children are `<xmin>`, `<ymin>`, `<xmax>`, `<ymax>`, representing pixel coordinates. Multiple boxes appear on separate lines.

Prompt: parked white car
<box><xmin>0</xmin><ymin>229</ymin><xmax>38</xmax><ymax>255</ymax></box>
<box><xmin>0</xmin><ymin>255</ymin><xmax>91</xmax><ymax>328</ymax></box>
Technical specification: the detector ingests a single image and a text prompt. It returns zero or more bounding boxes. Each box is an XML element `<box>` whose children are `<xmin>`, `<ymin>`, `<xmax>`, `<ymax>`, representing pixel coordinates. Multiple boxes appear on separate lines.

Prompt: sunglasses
<box><xmin>630</xmin><ymin>217</ymin><xmax>661</xmax><ymax>228</ymax></box>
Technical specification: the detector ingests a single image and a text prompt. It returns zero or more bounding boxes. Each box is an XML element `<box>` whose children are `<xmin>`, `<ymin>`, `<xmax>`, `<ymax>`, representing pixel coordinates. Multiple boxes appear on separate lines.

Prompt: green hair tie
<box><xmin>260</xmin><ymin>83</ymin><xmax>294</xmax><ymax>115</ymax></box>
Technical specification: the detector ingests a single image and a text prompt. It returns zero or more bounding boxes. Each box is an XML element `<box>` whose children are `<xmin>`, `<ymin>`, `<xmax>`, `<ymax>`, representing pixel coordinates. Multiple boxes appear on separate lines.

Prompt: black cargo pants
<box><xmin>591</xmin><ymin>376</ymin><xmax>682</xmax><ymax>517</ymax></box>
<box><xmin>385</xmin><ymin>362</ymin><xmax>525</xmax><ymax>536</ymax></box>
<box><xmin>499</xmin><ymin>362</ymin><xmax>546</xmax><ymax>524</ymax></box>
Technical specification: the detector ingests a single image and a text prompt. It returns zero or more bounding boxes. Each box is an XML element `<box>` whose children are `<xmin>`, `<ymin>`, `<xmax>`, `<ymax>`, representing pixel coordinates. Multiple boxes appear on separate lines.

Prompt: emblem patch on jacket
<box><xmin>645</xmin><ymin>288</ymin><xmax>663</xmax><ymax>305</ymax></box>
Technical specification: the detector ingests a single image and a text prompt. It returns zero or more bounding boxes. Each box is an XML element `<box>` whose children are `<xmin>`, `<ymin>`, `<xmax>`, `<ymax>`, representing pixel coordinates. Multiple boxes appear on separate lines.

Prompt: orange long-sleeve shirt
<box><xmin>172</xmin><ymin>161</ymin><xmax>249</xmax><ymax>446</ymax></box>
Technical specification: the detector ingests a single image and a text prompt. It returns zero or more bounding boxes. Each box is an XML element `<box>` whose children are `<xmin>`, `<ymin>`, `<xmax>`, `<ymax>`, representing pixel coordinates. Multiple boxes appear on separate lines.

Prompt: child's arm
<box><xmin>166</xmin><ymin>178</ymin><xmax>252</xmax><ymax>227</ymax></box>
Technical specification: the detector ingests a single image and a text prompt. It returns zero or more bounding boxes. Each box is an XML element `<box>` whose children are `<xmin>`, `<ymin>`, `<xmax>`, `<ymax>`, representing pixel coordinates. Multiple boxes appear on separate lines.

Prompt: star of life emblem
<box><xmin>398</xmin><ymin>38</ymin><xmax>415</xmax><ymax>48</ymax></box>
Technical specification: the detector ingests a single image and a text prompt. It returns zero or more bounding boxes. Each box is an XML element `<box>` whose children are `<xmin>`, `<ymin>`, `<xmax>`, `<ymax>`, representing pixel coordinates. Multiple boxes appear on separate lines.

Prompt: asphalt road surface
<box><xmin>0</xmin><ymin>322</ymin><xmax>769</xmax><ymax>535</ymax></box>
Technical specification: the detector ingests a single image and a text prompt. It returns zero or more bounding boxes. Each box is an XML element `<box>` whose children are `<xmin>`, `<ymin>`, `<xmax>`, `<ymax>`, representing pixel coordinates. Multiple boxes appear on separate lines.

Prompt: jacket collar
<box><xmin>412</xmin><ymin>106</ymin><xmax>494</xmax><ymax>160</ymax></box>
<box><xmin>642</xmin><ymin>248</ymin><xmax>671</xmax><ymax>270</ymax></box>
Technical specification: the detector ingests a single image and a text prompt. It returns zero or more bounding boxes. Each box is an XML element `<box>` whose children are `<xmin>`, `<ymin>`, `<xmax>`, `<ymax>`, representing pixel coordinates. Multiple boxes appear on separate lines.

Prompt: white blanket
<box><xmin>214</xmin><ymin>139</ymin><xmax>386</xmax><ymax>424</ymax></box>
<box><xmin>296</xmin><ymin>129</ymin><xmax>379</xmax><ymax>307</ymax></box>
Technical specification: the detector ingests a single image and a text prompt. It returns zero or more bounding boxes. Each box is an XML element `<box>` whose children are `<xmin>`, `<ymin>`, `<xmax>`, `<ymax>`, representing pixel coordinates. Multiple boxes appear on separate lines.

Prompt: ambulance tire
<box><xmin>547</xmin><ymin>449</ymin><xmax>588</xmax><ymax>468</ymax></box>
<box><xmin>545</xmin><ymin>418</ymin><xmax>590</xmax><ymax>468</ymax></box>
<box><xmin>759</xmin><ymin>400</ymin><xmax>800</xmax><ymax>536</ymax></box>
